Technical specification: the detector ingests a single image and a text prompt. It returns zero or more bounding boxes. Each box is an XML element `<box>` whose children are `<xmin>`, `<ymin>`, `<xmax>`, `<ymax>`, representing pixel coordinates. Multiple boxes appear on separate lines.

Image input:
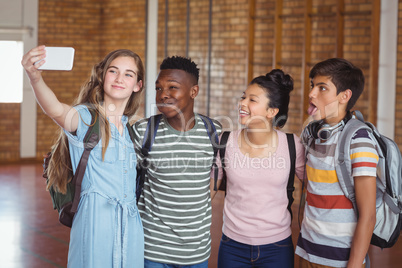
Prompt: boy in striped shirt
<box><xmin>133</xmin><ymin>56</ymin><xmax>221</xmax><ymax>267</ymax></box>
<box><xmin>295</xmin><ymin>58</ymin><xmax>378</xmax><ymax>268</ymax></box>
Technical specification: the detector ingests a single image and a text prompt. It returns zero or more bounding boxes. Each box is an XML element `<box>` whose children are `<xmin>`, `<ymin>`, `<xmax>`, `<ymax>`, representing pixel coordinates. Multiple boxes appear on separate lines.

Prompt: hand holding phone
<box><xmin>37</xmin><ymin>47</ymin><xmax>75</xmax><ymax>71</ymax></box>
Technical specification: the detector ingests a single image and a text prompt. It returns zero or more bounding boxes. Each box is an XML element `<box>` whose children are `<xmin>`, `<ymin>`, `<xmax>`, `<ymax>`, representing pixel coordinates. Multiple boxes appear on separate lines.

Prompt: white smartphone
<box><xmin>37</xmin><ymin>47</ymin><xmax>75</xmax><ymax>71</ymax></box>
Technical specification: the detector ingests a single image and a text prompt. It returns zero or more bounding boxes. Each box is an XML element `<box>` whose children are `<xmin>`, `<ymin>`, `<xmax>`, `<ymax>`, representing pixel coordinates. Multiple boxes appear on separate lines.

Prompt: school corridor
<box><xmin>0</xmin><ymin>162</ymin><xmax>401</xmax><ymax>268</ymax></box>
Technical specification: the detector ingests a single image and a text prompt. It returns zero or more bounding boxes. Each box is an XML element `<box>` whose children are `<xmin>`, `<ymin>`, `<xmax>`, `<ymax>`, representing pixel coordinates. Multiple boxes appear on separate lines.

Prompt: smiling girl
<box><xmin>216</xmin><ymin>69</ymin><xmax>305</xmax><ymax>268</ymax></box>
<box><xmin>21</xmin><ymin>46</ymin><xmax>145</xmax><ymax>267</ymax></box>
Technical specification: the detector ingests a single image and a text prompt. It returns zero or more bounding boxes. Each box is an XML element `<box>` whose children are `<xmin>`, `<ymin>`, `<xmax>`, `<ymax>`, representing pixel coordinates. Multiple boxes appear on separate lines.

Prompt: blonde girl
<box><xmin>22</xmin><ymin>46</ymin><xmax>144</xmax><ymax>267</ymax></box>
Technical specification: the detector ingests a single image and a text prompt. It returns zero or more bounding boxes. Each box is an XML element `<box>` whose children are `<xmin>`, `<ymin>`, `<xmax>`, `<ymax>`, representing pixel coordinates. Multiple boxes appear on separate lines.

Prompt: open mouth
<box><xmin>307</xmin><ymin>102</ymin><xmax>318</xmax><ymax>116</ymax></box>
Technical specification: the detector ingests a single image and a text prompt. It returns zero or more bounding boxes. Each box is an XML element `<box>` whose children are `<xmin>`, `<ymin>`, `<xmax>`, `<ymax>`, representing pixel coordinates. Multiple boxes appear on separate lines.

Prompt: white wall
<box><xmin>377</xmin><ymin>0</ymin><xmax>398</xmax><ymax>139</ymax></box>
<box><xmin>0</xmin><ymin>0</ymin><xmax>38</xmax><ymax>158</ymax></box>
<box><xmin>145</xmin><ymin>0</ymin><xmax>158</xmax><ymax>117</ymax></box>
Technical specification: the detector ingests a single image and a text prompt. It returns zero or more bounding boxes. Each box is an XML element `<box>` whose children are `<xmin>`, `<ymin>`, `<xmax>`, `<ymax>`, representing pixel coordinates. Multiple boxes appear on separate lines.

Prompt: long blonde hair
<box><xmin>46</xmin><ymin>49</ymin><xmax>144</xmax><ymax>193</ymax></box>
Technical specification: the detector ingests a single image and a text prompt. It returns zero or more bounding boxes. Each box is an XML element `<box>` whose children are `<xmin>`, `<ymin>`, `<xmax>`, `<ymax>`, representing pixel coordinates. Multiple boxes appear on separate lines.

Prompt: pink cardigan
<box><xmin>216</xmin><ymin>129</ymin><xmax>305</xmax><ymax>245</ymax></box>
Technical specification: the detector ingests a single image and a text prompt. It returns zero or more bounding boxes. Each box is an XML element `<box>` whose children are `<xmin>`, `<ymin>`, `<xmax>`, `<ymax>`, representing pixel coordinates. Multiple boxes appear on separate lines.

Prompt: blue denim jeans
<box><xmin>217</xmin><ymin>233</ymin><xmax>294</xmax><ymax>268</ymax></box>
<box><xmin>144</xmin><ymin>259</ymin><xmax>208</xmax><ymax>268</ymax></box>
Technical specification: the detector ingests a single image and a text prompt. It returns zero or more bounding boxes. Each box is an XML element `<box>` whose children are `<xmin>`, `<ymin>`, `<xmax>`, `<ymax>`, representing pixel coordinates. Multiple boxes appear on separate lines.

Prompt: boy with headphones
<box><xmin>295</xmin><ymin>58</ymin><xmax>379</xmax><ymax>268</ymax></box>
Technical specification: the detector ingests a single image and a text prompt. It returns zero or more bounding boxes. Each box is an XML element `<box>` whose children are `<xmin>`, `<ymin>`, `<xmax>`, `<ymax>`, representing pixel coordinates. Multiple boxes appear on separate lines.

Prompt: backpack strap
<box><xmin>198</xmin><ymin>114</ymin><xmax>219</xmax><ymax>145</ymax></box>
<box><xmin>134</xmin><ymin>114</ymin><xmax>162</xmax><ymax>204</ymax></box>
<box><xmin>142</xmin><ymin>114</ymin><xmax>162</xmax><ymax>154</ymax></box>
<box><xmin>198</xmin><ymin>114</ymin><xmax>220</xmax><ymax>191</ymax></box>
<box><xmin>218</xmin><ymin>131</ymin><xmax>296</xmax><ymax>217</ymax></box>
<box><xmin>286</xmin><ymin>133</ymin><xmax>296</xmax><ymax>221</ymax></box>
<box><xmin>353</xmin><ymin>110</ymin><xmax>365</xmax><ymax>122</ymax></box>
<box><xmin>71</xmin><ymin>108</ymin><xmax>100</xmax><ymax>213</ymax></box>
<box><xmin>218</xmin><ymin>131</ymin><xmax>231</xmax><ymax>193</ymax></box>
<box><xmin>126</xmin><ymin>121</ymin><xmax>136</xmax><ymax>144</ymax></box>
<box><xmin>335</xmin><ymin>117</ymin><xmax>371</xmax><ymax>214</ymax></box>
<box><xmin>352</xmin><ymin>112</ymin><xmax>399</xmax><ymax>212</ymax></box>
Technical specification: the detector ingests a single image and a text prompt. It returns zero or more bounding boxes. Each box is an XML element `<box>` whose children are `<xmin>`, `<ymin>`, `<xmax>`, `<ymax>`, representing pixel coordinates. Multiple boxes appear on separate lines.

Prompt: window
<box><xmin>0</xmin><ymin>41</ymin><xmax>23</xmax><ymax>103</ymax></box>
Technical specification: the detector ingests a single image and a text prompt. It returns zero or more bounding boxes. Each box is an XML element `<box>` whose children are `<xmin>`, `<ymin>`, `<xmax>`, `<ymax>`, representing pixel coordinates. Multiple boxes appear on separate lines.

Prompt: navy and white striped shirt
<box><xmin>133</xmin><ymin>114</ymin><xmax>221</xmax><ymax>265</ymax></box>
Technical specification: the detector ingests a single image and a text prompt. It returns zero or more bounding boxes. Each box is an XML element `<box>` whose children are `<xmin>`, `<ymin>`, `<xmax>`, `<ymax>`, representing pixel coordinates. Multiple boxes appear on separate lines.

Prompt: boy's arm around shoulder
<box><xmin>293</xmin><ymin>134</ymin><xmax>306</xmax><ymax>182</ymax></box>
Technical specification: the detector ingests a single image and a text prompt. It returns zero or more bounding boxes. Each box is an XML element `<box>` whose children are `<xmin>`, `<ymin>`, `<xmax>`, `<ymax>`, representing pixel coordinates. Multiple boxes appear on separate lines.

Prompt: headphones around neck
<box><xmin>307</xmin><ymin>112</ymin><xmax>352</xmax><ymax>141</ymax></box>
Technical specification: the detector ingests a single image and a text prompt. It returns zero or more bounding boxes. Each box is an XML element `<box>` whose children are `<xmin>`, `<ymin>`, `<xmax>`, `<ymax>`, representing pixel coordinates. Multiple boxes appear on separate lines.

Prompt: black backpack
<box><xmin>134</xmin><ymin>114</ymin><xmax>220</xmax><ymax>204</ymax></box>
<box><xmin>218</xmin><ymin>131</ymin><xmax>297</xmax><ymax>220</ymax></box>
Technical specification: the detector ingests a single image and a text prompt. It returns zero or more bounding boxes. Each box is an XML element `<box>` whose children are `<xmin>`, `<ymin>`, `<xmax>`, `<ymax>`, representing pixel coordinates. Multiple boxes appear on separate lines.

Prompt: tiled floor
<box><xmin>0</xmin><ymin>163</ymin><xmax>401</xmax><ymax>267</ymax></box>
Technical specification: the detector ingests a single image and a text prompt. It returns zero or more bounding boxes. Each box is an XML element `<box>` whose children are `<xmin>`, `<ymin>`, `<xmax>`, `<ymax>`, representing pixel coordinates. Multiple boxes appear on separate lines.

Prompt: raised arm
<box><xmin>21</xmin><ymin>45</ymin><xmax>78</xmax><ymax>132</ymax></box>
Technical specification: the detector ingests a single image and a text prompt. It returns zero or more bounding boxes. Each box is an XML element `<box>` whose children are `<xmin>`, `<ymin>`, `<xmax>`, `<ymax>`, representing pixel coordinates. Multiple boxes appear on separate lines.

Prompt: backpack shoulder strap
<box><xmin>335</xmin><ymin>117</ymin><xmax>371</xmax><ymax>213</ymax></box>
<box><xmin>71</xmin><ymin>108</ymin><xmax>101</xmax><ymax>213</ymax></box>
<box><xmin>286</xmin><ymin>133</ymin><xmax>296</xmax><ymax>221</ymax></box>
<box><xmin>126</xmin><ymin>121</ymin><xmax>136</xmax><ymax>144</ymax></box>
<box><xmin>219</xmin><ymin>131</ymin><xmax>231</xmax><ymax>169</ymax></box>
<box><xmin>198</xmin><ymin>114</ymin><xmax>221</xmax><ymax>191</ymax></box>
<box><xmin>353</xmin><ymin>110</ymin><xmax>365</xmax><ymax>122</ymax></box>
<box><xmin>198</xmin><ymin>114</ymin><xmax>219</xmax><ymax>146</ymax></box>
<box><xmin>134</xmin><ymin>114</ymin><xmax>162</xmax><ymax>204</ymax></box>
<box><xmin>142</xmin><ymin>114</ymin><xmax>162</xmax><ymax>155</ymax></box>
<box><xmin>83</xmin><ymin>109</ymin><xmax>100</xmax><ymax>145</ymax></box>
<box><xmin>218</xmin><ymin>131</ymin><xmax>231</xmax><ymax>193</ymax></box>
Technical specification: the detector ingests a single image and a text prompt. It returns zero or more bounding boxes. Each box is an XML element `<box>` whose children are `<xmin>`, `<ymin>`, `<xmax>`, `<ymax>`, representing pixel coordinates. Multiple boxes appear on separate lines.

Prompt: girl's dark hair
<box><xmin>160</xmin><ymin>56</ymin><xmax>199</xmax><ymax>84</ymax></box>
<box><xmin>250</xmin><ymin>69</ymin><xmax>294</xmax><ymax>128</ymax></box>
